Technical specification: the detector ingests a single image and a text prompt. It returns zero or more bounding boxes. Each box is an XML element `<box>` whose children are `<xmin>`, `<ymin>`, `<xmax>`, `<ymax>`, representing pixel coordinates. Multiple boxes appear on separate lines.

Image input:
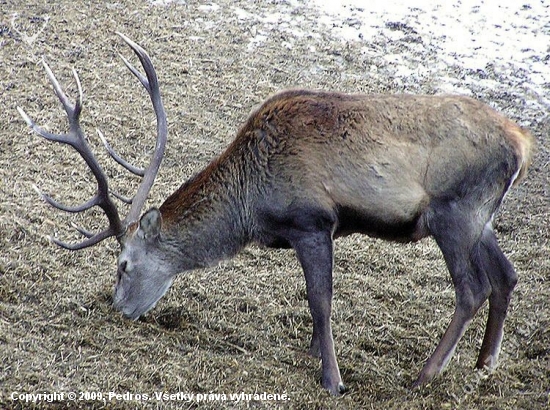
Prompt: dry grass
<box><xmin>1</xmin><ymin>1</ymin><xmax>548</xmax><ymax>409</ymax></box>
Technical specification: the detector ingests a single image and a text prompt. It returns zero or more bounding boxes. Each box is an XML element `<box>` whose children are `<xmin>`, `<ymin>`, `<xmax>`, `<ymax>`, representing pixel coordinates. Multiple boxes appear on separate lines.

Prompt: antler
<box><xmin>17</xmin><ymin>33</ymin><xmax>167</xmax><ymax>250</ymax></box>
<box><xmin>114</xmin><ymin>33</ymin><xmax>168</xmax><ymax>225</ymax></box>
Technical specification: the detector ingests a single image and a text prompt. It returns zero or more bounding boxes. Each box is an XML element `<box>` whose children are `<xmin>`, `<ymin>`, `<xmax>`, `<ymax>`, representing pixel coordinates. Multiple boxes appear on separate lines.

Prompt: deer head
<box><xmin>18</xmin><ymin>33</ymin><xmax>170</xmax><ymax>319</ymax></box>
<box><xmin>114</xmin><ymin>208</ymin><xmax>179</xmax><ymax>319</ymax></box>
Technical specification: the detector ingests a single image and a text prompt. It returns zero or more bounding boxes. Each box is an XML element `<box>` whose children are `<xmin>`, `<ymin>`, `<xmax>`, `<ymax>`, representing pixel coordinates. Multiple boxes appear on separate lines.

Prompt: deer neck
<box><xmin>158</xmin><ymin>156</ymin><xmax>252</xmax><ymax>271</ymax></box>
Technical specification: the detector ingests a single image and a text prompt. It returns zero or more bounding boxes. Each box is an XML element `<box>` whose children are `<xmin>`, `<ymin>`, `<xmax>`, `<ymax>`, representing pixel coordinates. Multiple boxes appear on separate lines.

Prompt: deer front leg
<box><xmin>292</xmin><ymin>231</ymin><xmax>346</xmax><ymax>396</ymax></box>
<box><xmin>308</xmin><ymin>320</ymin><xmax>322</xmax><ymax>358</ymax></box>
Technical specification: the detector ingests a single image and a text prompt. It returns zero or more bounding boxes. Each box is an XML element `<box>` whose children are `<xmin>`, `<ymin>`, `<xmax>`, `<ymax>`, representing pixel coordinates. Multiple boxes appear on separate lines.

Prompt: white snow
<box><xmin>310</xmin><ymin>0</ymin><xmax>549</xmax><ymax>106</ymax></box>
<box><xmin>150</xmin><ymin>0</ymin><xmax>549</xmax><ymax>110</ymax></box>
<box><xmin>198</xmin><ymin>3</ymin><xmax>220</xmax><ymax>13</ymax></box>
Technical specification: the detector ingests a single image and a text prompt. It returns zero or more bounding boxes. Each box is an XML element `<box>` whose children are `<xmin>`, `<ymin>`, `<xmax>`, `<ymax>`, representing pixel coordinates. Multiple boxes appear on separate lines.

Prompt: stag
<box><xmin>19</xmin><ymin>35</ymin><xmax>534</xmax><ymax>395</ymax></box>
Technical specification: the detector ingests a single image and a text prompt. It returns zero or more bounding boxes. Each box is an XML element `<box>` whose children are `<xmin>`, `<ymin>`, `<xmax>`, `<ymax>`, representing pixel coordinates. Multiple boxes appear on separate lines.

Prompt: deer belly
<box><xmin>328</xmin><ymin>177</ymin><xmax>429</xmax><ymax>241</ymax></box>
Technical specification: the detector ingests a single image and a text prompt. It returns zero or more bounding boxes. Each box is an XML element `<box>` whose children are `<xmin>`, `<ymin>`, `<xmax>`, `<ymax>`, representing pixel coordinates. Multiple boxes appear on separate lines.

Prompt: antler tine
<box><xmin>110</xmin><ymin>190</ymin><xmax>133</xmax><ymax>205</ymax></box>
<box><xmin>116</xmin><ymin>33</ymin><xmax>153</xmax><ymax>92</ymax></box>
<box><xmin>19</xmin><ymin>59</ymin><xmax>124</xmax><ymax>249</ymax></box>
<box><xmin>97</xmin><ymin>128</ymin><xmax>145</xmax><ymax>177</ymax></box>
<box><xmin>42</xmin><ymin>60</ymin><xmax>83</xmax><ymax>130</ymax></box>
<box><xmin>32</xmin><ymin>184</ymin><xmax>97</xmax><ymax>213</ymax></box>
<box><xmin>70</xmin><ymin>222</ymin><xmax>94</xmax><ymax>239</ymax></box>
<box><xmin>17</xmin><ymin>103</ymin><xmax>75</xmax><ymax>146</ymax></box>
<box><xmin>49</xmin><ymin>226</ymin><xmax>119</xmax><ymax>251</ymax></box>
<box><xmin>116</xmin><ymin>32</ymin><xmax>168</xmax><ymax>225</ymax></box>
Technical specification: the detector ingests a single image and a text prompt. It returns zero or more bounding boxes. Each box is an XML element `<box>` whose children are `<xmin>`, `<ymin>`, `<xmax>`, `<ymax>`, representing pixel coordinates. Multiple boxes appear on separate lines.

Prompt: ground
<box><xmin>0</xmin><ymin>1</ymin><xmax>549</xmax><ymax>409</ymax></box>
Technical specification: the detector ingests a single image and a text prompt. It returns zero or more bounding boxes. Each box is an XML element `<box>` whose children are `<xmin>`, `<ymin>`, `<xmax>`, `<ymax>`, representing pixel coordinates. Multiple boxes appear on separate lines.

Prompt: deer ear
<box><xmin>138</xmin><ymin>208</ymin><xmax>162</xmax><ymax>239</ymax></box>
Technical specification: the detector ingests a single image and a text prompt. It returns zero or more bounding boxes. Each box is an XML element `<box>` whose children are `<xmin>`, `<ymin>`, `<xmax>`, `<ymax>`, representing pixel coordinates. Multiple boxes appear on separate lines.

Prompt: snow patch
<box><xmin>311</xmin><ymin>0</ymin><xmax>549</xmax><ymax>105</ymax></box>
<box><xmin>149</xmin><ymin>0</ymin><xmax>549</xmax><ymax>110</ymax></box>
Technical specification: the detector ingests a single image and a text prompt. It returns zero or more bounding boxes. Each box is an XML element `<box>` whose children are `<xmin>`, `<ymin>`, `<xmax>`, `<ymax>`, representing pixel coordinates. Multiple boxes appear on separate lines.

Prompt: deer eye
<box><xmin>120</xmin><ymin>260</ymin><xmax>128</xmax><ymax>273</ymax></box>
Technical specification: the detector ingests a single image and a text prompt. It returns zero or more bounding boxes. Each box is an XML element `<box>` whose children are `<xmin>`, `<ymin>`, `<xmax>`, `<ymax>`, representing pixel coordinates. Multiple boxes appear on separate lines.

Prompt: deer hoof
<box><xmin>324</xmin><ymin>381</ymin><xmax>348</xmax><ymax>396</ymax></box>
<box><xmin>411</xmin><ymin>372</ymin><xmax>433</xmax><ymax>389</ymax></box>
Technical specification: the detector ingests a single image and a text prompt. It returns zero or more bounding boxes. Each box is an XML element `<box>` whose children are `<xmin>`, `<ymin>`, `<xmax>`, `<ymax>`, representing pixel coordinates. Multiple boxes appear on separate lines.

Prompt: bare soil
<box><xmin>1</xmin><ymin>1</ymin><xmax>548</xmax><ymax>409</ymax></box>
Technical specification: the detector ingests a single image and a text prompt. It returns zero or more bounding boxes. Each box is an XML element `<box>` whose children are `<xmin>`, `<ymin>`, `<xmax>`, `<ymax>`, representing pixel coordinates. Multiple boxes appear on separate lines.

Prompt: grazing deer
<box><xmin>19</xmin><ymin>34</ymin><xmax>534</xmax><ymax>396</ymax></box>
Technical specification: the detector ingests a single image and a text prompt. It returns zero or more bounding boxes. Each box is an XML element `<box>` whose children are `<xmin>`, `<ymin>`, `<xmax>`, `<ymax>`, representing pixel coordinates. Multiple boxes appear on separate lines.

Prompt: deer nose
<box><xmin>112</xmin><ymin>281</ymin><xmax>125</xmax><ymax>308</ymax></box>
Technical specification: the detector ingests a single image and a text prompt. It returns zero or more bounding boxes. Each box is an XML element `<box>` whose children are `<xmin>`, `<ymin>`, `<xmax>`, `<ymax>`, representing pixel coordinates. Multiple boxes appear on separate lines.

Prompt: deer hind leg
<box><xmin>291</xmin><ymin>230</ymin><xmax>346</xmax><ymax>396</ymax></box>
<box><xmin>413</xmin><ymin>201</ymin><xmax>492</xmax><ymax>387</ymax></box>
<box><xmin>473</xmin><ymin>225</ymin><xmax>517</xmax><ymax>370</ymax></box>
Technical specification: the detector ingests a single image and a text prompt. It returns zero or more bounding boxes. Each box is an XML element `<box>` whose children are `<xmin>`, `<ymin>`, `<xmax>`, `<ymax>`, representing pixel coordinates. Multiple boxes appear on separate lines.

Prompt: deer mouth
<box><xmin>112</xmin><ymin>278</ymin><xmax>174</xmax><ymax>320</ymax></box>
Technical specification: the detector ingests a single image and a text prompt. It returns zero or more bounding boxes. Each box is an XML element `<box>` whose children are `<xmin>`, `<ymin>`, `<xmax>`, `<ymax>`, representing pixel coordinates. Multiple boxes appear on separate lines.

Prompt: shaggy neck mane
<box><xmin>157</xmin><ymin>144</ymin><xmax>253</xmax><ymax>270</ymax></box>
